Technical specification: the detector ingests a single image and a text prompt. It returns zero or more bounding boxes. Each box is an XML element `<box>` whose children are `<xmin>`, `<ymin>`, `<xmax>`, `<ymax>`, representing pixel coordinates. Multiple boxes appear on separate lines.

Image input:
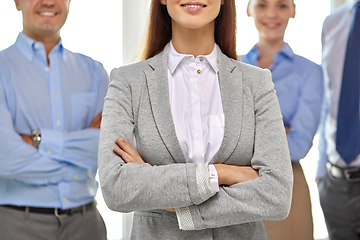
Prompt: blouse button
<box><xmin>197</xmin><ymin>69</ymin><xmax>201</xmax><ymax>74</ymax></box>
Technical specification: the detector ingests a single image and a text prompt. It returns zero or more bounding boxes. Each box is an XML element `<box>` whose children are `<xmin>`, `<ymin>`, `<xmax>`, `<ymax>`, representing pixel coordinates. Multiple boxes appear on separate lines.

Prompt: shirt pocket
<box><xmin>71</xmin><ymin>92</ymin><xmax>97</xmax><ymax>130</ymax></box>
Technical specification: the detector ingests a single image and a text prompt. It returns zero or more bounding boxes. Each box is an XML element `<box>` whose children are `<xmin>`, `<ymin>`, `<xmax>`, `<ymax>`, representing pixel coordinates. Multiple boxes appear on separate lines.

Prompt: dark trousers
<box><xmin>0</xmin><ymin>204</ymin><xmax>107</xmax><ymax>240</ymax></box>
<box><xmin>318</xmin><ymin>172</ymin><xmax>360</xmax><ymax>240</ymax></box>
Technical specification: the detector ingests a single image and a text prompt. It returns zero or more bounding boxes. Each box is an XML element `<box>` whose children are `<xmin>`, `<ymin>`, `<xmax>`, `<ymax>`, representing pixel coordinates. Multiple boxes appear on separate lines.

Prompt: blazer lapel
<box><xmin>144</xmin><ymin>48</ymin><xmax>186</xmax><ymax>163</ymax></box>
<box><xmin>212</xmin><ymin>49</ymin><xmax>243</xmax><ymax>163</ymax></box>
<box><xmin>144</xmin><ymin>47</ymin><xmax>243</xmax><ymax>164</ymax></box>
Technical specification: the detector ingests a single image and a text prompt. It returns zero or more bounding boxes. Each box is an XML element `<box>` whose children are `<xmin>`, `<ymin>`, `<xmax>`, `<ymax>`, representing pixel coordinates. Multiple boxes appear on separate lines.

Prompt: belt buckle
<box><xmin>344</xmin><ymin>167</ymin><xmax>360</xmax><ymax>182</ymax></box>
<box><xmin>54</xmin><ymin>208</ymin><xmax>69</xmax><ymax>218</ymax></box>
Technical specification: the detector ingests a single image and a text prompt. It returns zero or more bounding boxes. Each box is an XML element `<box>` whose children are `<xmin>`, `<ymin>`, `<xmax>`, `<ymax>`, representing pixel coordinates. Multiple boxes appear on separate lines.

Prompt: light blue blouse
<box><xmin>242</xmin><ymin>43</ymin><xmax>323</xmax><ymax>161</ymax></box>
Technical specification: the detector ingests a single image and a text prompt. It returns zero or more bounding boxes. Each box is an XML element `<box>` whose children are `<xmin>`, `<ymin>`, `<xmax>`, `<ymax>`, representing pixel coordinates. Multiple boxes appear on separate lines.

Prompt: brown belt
<box><xmin>327</xmin><ymin>162</ymin><xmax>360</xmax><ymax>182</ymax></box>
<box><xmin>1</xmin><ymin>201</ymin><xmax>94</xmax><ymax>217</ymax></box>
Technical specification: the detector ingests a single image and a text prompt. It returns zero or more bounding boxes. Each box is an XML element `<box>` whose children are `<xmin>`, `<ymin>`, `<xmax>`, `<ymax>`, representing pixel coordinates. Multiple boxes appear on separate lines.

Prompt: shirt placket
<box><xmin>48</xmin><ymin>52</ymin><xmax>68</xmax><ymax>208</ymax></box>
<box><xmin>48</xmin><ymin>53</ymin><xmax>65</xmax><ymax>132</ymax></box>
<box><xmin>188</xmin><ymin>60</ymin><xmax>205</xmax><ymax>164</ymax></box>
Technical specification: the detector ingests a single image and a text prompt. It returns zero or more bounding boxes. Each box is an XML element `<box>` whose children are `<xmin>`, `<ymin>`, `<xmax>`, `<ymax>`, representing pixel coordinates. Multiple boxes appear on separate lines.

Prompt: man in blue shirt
<box><xmin>0</xmin><ymin>0</ymin><xmax>108</xmax><ymax>239</ymax></box>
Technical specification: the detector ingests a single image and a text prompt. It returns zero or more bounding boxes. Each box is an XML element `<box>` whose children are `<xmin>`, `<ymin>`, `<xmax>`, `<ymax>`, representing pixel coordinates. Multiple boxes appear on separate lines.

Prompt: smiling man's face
<box><xmin>14</xmin><ymin>0</ymin><xmax>70</xmax><ymax>40</ymax></box>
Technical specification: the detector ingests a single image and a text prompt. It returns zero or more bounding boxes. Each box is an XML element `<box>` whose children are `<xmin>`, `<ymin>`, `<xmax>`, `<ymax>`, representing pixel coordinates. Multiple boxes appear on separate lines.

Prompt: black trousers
<box><xmin>318</xmin><ymin>172</ymin><xmax>360</xmax><ymax>240</ymax></box>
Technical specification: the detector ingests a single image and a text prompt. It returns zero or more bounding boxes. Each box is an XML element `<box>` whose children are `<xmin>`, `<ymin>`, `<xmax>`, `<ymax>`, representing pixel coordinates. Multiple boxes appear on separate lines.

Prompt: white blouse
<box><xmin>167</xmin><ymin>41</ymin><xmax>224</xmax><ymax>192</ymax></box>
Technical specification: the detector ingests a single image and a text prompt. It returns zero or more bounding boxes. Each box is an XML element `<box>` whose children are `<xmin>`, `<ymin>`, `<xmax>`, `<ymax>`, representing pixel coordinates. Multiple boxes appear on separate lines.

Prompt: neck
<box><xmin>171</xmin><ymin>21</ymin><xmax>215</xmax><ymax>58</ymax></box>
<box><xmin>255</xmin><ymin>38</ymin><xmax>285</xmax><ymax>69</ymax></box>
<box><xmin>23</xmin><ymin>30</ymin><xmax>61</xmax><ymax>63</ymax></box>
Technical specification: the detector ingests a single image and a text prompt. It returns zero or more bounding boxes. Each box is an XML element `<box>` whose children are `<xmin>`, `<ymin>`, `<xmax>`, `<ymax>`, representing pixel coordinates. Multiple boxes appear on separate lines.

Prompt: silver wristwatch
<box><xmin>31</xmin><ymin>129</ymin><xmax>41</xmax><ymax>148</ymax></box>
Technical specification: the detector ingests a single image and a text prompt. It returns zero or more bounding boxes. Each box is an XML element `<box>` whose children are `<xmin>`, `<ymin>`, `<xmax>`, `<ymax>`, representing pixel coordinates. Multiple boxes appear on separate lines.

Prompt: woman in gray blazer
<box><xmin>98</xmin><ymin>0</ymin><xmax>293</xmax><ymax>239</ymax></box>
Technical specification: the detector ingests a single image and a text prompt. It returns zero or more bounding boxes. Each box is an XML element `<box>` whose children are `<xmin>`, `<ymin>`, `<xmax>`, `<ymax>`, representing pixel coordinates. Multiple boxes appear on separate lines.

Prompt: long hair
<box><xmin>138</xmin><ymin>0</ymin><xmax>237</xmax><ymax>60</ymax></box>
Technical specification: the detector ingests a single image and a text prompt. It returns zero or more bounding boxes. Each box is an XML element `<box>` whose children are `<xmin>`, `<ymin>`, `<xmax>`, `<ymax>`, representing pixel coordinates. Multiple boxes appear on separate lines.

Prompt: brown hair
<box><xmin>138</xmin><ymin>0</ymin><xmax>237</xmax><ymax>60</ymax></box>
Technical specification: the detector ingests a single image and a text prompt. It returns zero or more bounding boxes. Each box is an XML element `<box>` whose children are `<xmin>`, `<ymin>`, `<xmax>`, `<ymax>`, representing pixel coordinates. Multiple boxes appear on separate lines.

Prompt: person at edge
<box><xmin>98</xmin><ymin>0</ymin><xmax>293</xmax><ymax>239</ymax></box>
<box><xmin>0</xmin><ymin>0</ymin><xmax>108</xmax><ymax>239</ymax></box>
<box><xmin>317</xmin><ymin>0</ymin><xmax>360</xmax><ymax>239</ymax></box>
<box><xmin>241</xmin><ymin>0</ymin><xmax>323</xmax><ymax>239</ymax></box>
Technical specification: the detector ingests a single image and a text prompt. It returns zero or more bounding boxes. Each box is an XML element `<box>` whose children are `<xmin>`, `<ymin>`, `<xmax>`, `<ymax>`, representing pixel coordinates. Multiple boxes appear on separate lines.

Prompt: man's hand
<box><xmin>89</xmin><ymin>112</ymin><xmax>102</xmax><ymax>129</ymax></box>
<box><xmin>21</xmin><ymin>135</ymin><xmax>33</xmax><ymax>146</ymax></box>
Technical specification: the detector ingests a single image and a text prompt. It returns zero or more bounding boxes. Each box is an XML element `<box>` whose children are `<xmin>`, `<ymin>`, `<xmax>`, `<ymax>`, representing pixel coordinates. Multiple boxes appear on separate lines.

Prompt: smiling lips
<box><xmin>39</xmin><ymin>12</ymin><xmax>56</xmax><ymax>16</ymax></box>
<box><xmin>263</xmin><ymin>22</ymin><xmax>281</xmax><ymax>29</ymax></box>
<box><xmin>181</xmin><ymin>2</ymin><xmax>206</xmax><ymax>13</ymax></box>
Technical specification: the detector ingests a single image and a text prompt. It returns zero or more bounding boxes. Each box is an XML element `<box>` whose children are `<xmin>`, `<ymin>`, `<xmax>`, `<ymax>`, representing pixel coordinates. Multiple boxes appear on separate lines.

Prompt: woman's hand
<box><xmin>113</xmin><ymin>137</ymin><xmax>145</xmax><ymax>164</ymax></box>
<box><xmin>114</xmin><ymin>138</ymin><xmax>175</xmax><ymax>212</ymax></box>
<box><xmin>163</xmin><ymin>208</ymin><xmax>175</xmax><ymax>212</ymax></box>
<box><xmin>214</xmin><ymin>164</ymin><xmax>259</xmax><ymax>186</ymax></box>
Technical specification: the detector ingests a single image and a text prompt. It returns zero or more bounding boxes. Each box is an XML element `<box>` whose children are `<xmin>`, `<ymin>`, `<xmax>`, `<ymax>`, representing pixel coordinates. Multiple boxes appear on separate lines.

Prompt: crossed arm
<box><xmin>113</xmin><ymin>137</ymin><xmax>259</xmax><ymax>191</ymax></box>
<box><xmin>0</xmin><ymin>111</ymin><xmax>103</xmax><ymax>184</ymax></box>
<box><xmin>99</xmin><ymin>66</ymin><xmax>293</xmax><ymax>230</ymax></box>
<box><xmin>21</xmin><ymin>112</ymin><xmax>102</xmax><ymax>145</ymax></box>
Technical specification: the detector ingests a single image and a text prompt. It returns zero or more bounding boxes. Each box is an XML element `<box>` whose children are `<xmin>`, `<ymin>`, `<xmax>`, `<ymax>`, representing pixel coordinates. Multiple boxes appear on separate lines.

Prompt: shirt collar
<box><xmin>349</xmin><ymin>0</ymin><xmax>360</xmax><ymax>10</ymax></box>
<box><xmin>245</xmin><ymin>46</ymin><xmax>260</xmax><ymax>66</ymax></box>
<box><xmin>168</xmin><ymin>40</ymin><xmax>218</xmax><ymax>74</ymax></box>
<box><xmin>276</xmin><ymin>43</ymin><xmax>295</xmax><ymax>61</ymax></box>
<box><xmin>246</xmin><ymin>42</ymin><xmax>294</xmax><ymax>66</ymax></box>
<box><xmin>14</xmin><ymin>32</ymin><xmax>65</xmax><ymax>63</ymax></box>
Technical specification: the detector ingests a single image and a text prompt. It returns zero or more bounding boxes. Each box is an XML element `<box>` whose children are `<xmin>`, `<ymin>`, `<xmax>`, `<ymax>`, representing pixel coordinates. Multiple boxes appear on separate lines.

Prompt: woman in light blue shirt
<box><xmin>242</xmin><ymin>0</ymin><xmax>323</xmax><ymax>239</ymax></box>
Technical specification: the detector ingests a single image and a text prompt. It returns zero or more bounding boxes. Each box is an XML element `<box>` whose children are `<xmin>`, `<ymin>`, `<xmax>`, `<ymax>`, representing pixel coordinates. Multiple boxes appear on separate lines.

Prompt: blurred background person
<box><xmin>0</xmin><ymin>0</ymin><xmax>108</xmax><ymax>239</ymax></box>
<box><xmin>242</xmin><ymin>0</ymin><xmax>323</xmax><ymax>239</ymax></box>
<box><xmin>317</xmin><ymin>0</ymin><xmax>360</xmax><ymax>239</ymax></box>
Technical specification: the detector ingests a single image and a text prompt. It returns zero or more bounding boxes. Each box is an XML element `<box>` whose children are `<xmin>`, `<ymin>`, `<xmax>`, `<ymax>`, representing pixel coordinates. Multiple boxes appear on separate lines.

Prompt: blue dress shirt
<box><xmin>242</xmin><ymin>43</ymin><xmax>323</xmax><ymax>161</ymax></box>
<box><xmin>318</xmin><ymin>0</ymin><xmax>360</xmax><ymax>178</ymax></box>
<box><xmin>0</xmin><ymin>33</ymin><xmax>109</xmax><ymax>209</ymax></box>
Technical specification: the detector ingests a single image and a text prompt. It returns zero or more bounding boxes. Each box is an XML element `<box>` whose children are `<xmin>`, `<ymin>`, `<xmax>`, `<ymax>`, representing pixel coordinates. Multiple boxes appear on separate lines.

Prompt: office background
<box><xmin>0</xmin><ymin>0</ymin><xmax>350</xmax><ymax>239</ymax></box>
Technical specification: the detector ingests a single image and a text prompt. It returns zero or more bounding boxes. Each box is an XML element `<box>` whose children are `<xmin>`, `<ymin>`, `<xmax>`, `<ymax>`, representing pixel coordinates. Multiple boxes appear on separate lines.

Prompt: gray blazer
<box><xmin>98</xmin><ymin>46</ymin><xmax>293</xmax><ymax>240</ymax></box>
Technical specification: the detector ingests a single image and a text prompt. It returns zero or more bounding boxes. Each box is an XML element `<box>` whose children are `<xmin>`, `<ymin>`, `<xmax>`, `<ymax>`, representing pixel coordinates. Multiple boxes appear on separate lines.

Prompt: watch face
<box><xmin>31</xmin><ymin>129</ymin><xmax>41</xmax><ymax>148</ymax></box>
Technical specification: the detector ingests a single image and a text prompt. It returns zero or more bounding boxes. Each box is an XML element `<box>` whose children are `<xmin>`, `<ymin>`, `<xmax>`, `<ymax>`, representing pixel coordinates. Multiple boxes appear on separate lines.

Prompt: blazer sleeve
<box><xmin>176</xmin><ymin>68</ymin><xmax>293</xmax><ymax>230</ymax></box>
<box><xmin>98</xmin><ymin>66</ymin><xmax>216</xmax><ymax>213</ymax></box>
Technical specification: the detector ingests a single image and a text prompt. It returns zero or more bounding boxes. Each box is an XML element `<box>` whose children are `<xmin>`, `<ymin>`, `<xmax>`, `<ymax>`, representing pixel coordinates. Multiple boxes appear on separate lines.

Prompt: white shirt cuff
<box><xmin>209</xmin><ymin>164</ymin><xmax>219</xmax><ymax>192</ymax></box>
